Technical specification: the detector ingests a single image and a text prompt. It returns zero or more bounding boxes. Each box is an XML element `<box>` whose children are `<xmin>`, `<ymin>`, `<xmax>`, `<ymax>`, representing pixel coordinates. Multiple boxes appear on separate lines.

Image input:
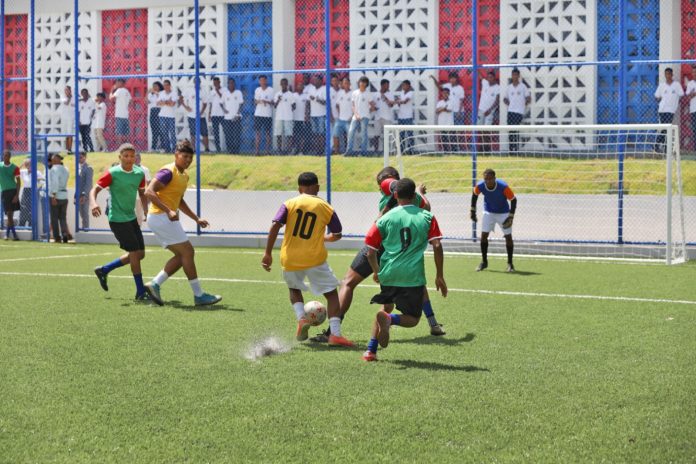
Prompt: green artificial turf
<box><xmin>0</xmin><ymin>242</ymin><xmax>695</xmax><ymax>463</ymax></box>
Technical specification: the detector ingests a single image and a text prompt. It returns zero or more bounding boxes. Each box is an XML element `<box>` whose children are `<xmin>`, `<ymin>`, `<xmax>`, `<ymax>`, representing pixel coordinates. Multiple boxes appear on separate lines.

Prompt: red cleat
<box><xmin>362</xmin><ymin>350</ymin><xmax>377</xmax><ymax>362</ymax></box>
<box><xmin>328</xmin><ymin>335</ymin><xmax>355</xmax><ymax>347</ymax></box>
<box><xmin>296</xmin><ymin>318</ymin><xmax>311</xmax><ymax>341</ymax></box>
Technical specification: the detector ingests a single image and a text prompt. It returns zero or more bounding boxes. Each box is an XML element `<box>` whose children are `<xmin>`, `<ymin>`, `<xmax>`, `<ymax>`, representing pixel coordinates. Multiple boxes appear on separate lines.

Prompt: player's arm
<box><xmin>89</xmin><ymin>185</ymin><xmax>103</xmax><ymax>217</ymax></box>
<box><xmin>417</xmin><ymin>185</ymin><xmax>431</xmax><ymax>211</ymax></box>
<box><xmin>178</xmin><ymin>198</ymin><xmax>207</xmax><ymax>228</ymax></box>
<box><xmin>502</xmin><ymin>187</ymin><xmax>517</xmax><ymax>228</ymax></box>
<box><xmin>262</xmin><ymin>205</ymin><xmax>287</xmax><ymax>271</ymax></box>
<box><xmin>470</xmin><ymin>186</ymin><xmax>480</xmax><ymax>222</ymax></box>
<box><xmin>324</xmin><ymin>211</ymin><xmax>342</xmax><ymax>242</ymax></box>
<box><xmin>428</xmin><ymin>217</ymin><xmax>447</xmax><ymax>297</ymax></box>
<box><xmin>429</xmin><ymin>75</ymin><xmax>444</xmax><ymax>90</ymax></box>
<box><xmin>365</xmin><ymin>223</ymin><xmax>383</xmax><ymax>282</ymax></box>
<box><xmin>13</xmin><ymin>168</ymin><xmax>20</xmax><ymax>202</ymax></box>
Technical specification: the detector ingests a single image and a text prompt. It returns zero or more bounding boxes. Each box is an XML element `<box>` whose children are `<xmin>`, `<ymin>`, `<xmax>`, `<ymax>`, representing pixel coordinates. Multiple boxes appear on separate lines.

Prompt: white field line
<box><xmin>0</xmin><ymin>252</ymin><xmax>116</xmax><ymax>263</ymax></box>
<box><xmin>1</xmin><ymin>271</ymin><xmax>694</xmax><ymax>306</ymax></box>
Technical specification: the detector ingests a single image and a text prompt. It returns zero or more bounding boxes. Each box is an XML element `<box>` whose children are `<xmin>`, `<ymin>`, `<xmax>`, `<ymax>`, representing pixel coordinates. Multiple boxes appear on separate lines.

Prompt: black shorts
<box><xmin>254</xmin><ymin>116</ymin><xmax>272</xmax><ymax>132</ymax></box>
<box><xmin>370</xmin><ymin>285</ymin><xmax>425</xmax><ymax>318</ymax></box>
<box><xmin>2</xmin><ymin>189</ymin><xmax>19</xmax><ymax>212</ymax></box>
<box><xmin>188</xmin><ymin>117</ymin><xmax>209</xmax><ymax>137</ymax></box>
<box><xmin>109</xmin><ymin>219</ymin><xmax>144</xmax><ymax>252</ymax></box>
<box><xmin>350</xmin><ymin>245</ymin><xmax>384</xmax><ymax>278</ymax></box>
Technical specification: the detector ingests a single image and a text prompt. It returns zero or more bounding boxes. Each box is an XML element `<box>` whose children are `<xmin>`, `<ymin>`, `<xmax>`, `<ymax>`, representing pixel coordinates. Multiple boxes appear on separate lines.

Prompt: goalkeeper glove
<box><xmin>470</xmin><ymin>208</ymin><xmax>477</xmax><ymax>222</ymax></box>
<box><xmin>502</xmin><ymin>214</ymin><xmax>514</xmax><ymax>229</ymax></box>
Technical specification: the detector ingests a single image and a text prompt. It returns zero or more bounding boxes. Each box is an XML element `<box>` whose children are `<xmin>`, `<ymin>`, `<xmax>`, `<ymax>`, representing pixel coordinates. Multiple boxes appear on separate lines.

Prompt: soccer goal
<box><xmin>383</xmin><ymin>124</ymin><xmax>689</xmax><ymax>264</ymax></box>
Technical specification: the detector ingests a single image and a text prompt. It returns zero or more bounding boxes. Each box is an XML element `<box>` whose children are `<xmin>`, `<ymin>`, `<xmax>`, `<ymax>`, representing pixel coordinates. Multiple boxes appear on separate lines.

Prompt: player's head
<box><xmin>259</xmin><ymin>75</ymin><xmax>268</xmax><ymax>87</ymax></box>
<box><xmin>96</xmin><ymin>92</ymin><xmax>105</xmax><ymax>101</ymax></box>
<box><xmin>152</xmin><ymin>81</ymin><xmax>163</xmax><ymax>92</ymax></box>
<box><xmin>303</xmin><ymin>74</ymin><xmax>311</xmax><ymax>85</ymax></box>
<box><xmin>380</xmin><ymin>79</ymin><xmax>390</xmax><ymax>91</ymax></box>
<box><xmin>213</xmin><ymin>76</ymin><xmax>221</xmax><ymax>88</ymax></box>
<box><xmin>394</xmin><ymin>178</ymin><xmax>416</xmax><ymax>203</ymax></box>
<box><xmin>79</xmin><ymin>152</ymin><xmax>86</xmax><ymax>164</ymax></box>
<box><xmin>358</xmin><ymin>76</ymin><xmax>369</xmax><ymax>90</ymax></box>
<box><xmin>331</xmin><ymin>74</ymin><xmax>339</xmax><ymax>87</ymax></box>
<box><xmin>483</xmin><ymin>168</ymin><xmax>496</xmax><ymax>189</ymax></box>
<box><xmin>118</xmin><ymin>143</ymin><xmax>137</xmax><ymax>170</ymax></box>
<box><xmin>297</xmin><ymin>171</ymin><xmax>320</xmax><ymax>195</ymax></box>
<box><xmin>511</xmin><ymin>68</ymin><xmax>520</xmax><ymax>83</ymax></box>
<box><xmin>376</xmin><ymin>166</ymin><xmax>400</xmax><ymax>188</ymax></box>
<box><xmin>228</xmin><ymin>78</ymin><xmax>236</xmax><ymax>90</ymax></box>
<box><xmin>401</xmin><ymin>80</ymin><xmax>411</xmax><ymax>91</ymax></box>
<box><xmin>441</xmin><ymin>87</ymin><xmax>450</xmax><ymax>99</ymax></box>
<box><xmin>280</xmin><ymin>78</ymin><xmax>288</xmax><ymax>91</ymax></box>
<box><xmin>80</xmin><ymin>88</ymin><xmax>89</xmax><ymax>98</ymax></box>
<box><xmin>65</xmin><ymin>85</ymin><xmax>72</xmax><ymax>95</ymax></box>
<box><xmin>2</xmin><ymin>149</ymin><xmax>11</xmax><ymax>164</ymax></box>
<box><xmin>295</xmin><ymin>81</ymin><xmax>304</xmax><ymax>93</ymax></box>
<box><xmin>448</xmin><ymin>71</ymin><xmax>459</xmax><ymax>84</ymax></box>
<box><xmin>341</xmin><ymin>77</ymin><xmax>351</xmax><ymax>90</ymax></box>
<box><xmin>486</xmin><ymin>70</ymin><xmax>497</xmax><ymax>84</ymax></box>
<box><xmin>163</xmin><ymin>79</ymin><xmax>172</xmax><ymax>91</ymax></box>
<box><xmin>665</xmin><ymin>67</ymin><xmax>673</xmax><ymax>81</ymax></box>
<box><xmin>174</xmin><ymin>139</ymin><xmax>195</xmax><ymax>170</ymax></box>
<box><xmin>51</xmin><ymin>153</ymin><xmax>63</xmax><ymax>165</ymax></box>
<box><xmin>312</xmin><ymin>75</ymin><xmax>322</xmax><ymax>86</ymax></box>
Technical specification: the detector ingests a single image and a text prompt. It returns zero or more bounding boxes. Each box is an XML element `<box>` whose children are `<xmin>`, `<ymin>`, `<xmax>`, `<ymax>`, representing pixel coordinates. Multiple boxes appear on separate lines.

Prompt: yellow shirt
<box><xmin>278</xmin><ymin>194</ymin><xmax>340</xmax><ymax>271</ymax></box>
<box><xmin>148</xmin><ymin>162</ymin><xmax>189</xmax><ymax>215</ymax></box>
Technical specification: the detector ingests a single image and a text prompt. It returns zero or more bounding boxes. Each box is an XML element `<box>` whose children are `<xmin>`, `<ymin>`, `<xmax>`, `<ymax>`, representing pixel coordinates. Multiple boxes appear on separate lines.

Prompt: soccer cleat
<box><xmin>94</xmin><ymin>267</ymin><xmax>108</xmax><ymax>291</ymax></box>
<box><xmin>309</xmin><ymin>328</ymin><xmax>331</xmax><ymax>343</ymax></box>
<box><xmin>296</xmin><ymin>318</ymin><xmax>311</xmax><ymax>341</ymax></box>
<box><xmin>362</xmin><ymin>350</ymin><xmax>378</xmax><ymax>362</ymax></box>
<box><xmin>475</xmin><ymin>262</ymin><xmax>488</xmax><ymax>272</ymax></box>
<box><xmin>135</xmin><ymin>292</ymin><xmax>153</xmax><ymax>302</ymax></box>
<box><xmin>430</xmin><ymin>324</ymin><xmax>446</xmax><ymax>336</ymax></box>
<box><xmin>376</xmin><ymin>311</ymin><xmax>391</xmax><ymax>348</ymax></box>
<box><xmin>328</xmin><ymin>335</ymin><xmax>355</xmax><ymax>347</ymax></box>
<box><xmin>194</xmin><ymin>293</ymin><xmax>222</xmax><ymax>307</ymax></box>
<box><xmin>144</xmin><ymin>282</ymin><xmax>164</xmax><ymax>306</ymax></box>
<box><xmin>506</xmin><ymin>263</ymin><xmax>516</xmax><ymax>273</ymax></box>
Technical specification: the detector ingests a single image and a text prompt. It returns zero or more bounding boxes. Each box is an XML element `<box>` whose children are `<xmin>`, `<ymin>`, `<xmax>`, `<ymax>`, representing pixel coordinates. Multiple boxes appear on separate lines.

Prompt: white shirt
<box><xmin>223</xmin><ymin>89</ymin><xmax>244</xmax><ymax>120</ymax></box>
<box><xmin>254</xmin><ymin>86</ymin><xmax>274</xmax><ymax>118</ymax></box>
<box><xmin>310</xmin><ymin>86</ymin><xmax>327</xmax><ymax>117</ymax></box>
<box><xmin>686</xmin><ymin>80</ymin><xmax>696</xmax><ymax>113</ymax></box>
<box><xmin>183</xmin><ymin>88</ymin><xmax>208</xmax><ymax>119</ymax></box>
<box><xmin>443</xmin><ymin>83</ymin><xmax>465</xmax><ymax>112</ymax></box>
<box><xmin>329</xmin><ymin>87</ymin><xmax>339</xmax><ymax>119</ymax></box>
<box><xmin>335</xmin><ymin>89</ymin><xmax>353</xmax><ymax>121</ymax></box>
<box><xmin>93</xmin><ymin>101</ymin><xmax>106</xmax><ymax>129</ymax></box>
<box><xmin>148</xmin><ymin>91</ymin><xmax>159</xmax><ymax>110</ymax></box>
<box><xmin>478</xmin><ymin>79</ymin><xmax>500</xmax><ymax>114</ymax></box>
<box><xmin>506</xmin><ymin>82</ymin><xmax>530</xmax><ymax>114</ymax></box>
<box><xmin>274</xmin><ymin>90</ymin><xmax>297</xmax><ymax>121</ymax></box>
<box><xmin>61</xmin><ymin>95</ymin><xmax>75</xmax><ymax>119</ymax></box>
<box><xmin>303</xmin><ymin>83</ymin><xmax>316</xmax><ymax>97</ymax></box>
<box><xmin>157</xmin><ymin>90</ymin><xmax>177</xmax><ymax>118</ymax></box>
<box><xmin>112</xmin><ymin>87</ymin><xmax>131</xmax><ymax>119</ymax></box>
<box><xmin>209</xmin><ymin>87</ymin><xmax>226</xmax><ymax>117</ymax></box>
<box><xmin>138</xmin><ymin>164</ymin><xmax>151</xmax><ymax>182</ymax></box>
<box><xmin>20</xmin><ymin>168</ymin><xmax>45</xmax><ymax>189</ymax></box>
<box><xmin>78</xmin><ymin>98</ymin><xmax>96</xmax><ymax>125</ymax></box>
<box><xmin>396</xmin><ymin>90</ymin><xmax>414</xmax><ymax>119</ymax></box>
<box><xmin>655</xmin><ymin>81</ymin><xmax>684</xmax><ymax>114</ymax></box>
<box><xmin>352</xmin><ymin>89</ymin><xmax>373</xmax><ymax>119</ymax></box>
<box><xmin>436</xmin><ymin>99</ymin><xmax>456</xmax><ymax>125</ymax></box>
<box><xmin>374</xmin><ymin>91</ymin><xmax>395</xmax><ymax>121</ymax></box>
<box><xmin>293</xmin><ymin>92</ymin><xmax>309</xmax><ymax>121</ymax></box>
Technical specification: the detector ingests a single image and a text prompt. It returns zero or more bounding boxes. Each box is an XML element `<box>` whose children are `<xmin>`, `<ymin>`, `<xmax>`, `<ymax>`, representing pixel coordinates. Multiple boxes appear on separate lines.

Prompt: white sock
<box><xmin>329</xmin><ymin>317</ymin><xmax>342</xmax><ymax>337</ymax></box>
<box><xmin>153</xmin><ymin>270</ymin><xmax>169</xmax><ymax>286</ymax></box>
<box><xmin>293</xmin><ymin>302</ymin><xmax>306</xmax><ymax>320</ymax></box>
<box><xmin>189</xmin><ymin>278</ymin><xmax>203</xmax><ymax>297</ymax></box>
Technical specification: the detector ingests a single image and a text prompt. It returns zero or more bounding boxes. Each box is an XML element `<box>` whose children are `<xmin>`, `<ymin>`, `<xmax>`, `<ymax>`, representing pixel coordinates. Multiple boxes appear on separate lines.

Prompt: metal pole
<box><xmin>30</xmin><ymin>0</ymin><xmax>38</xmax><ymax>240</ymax></box>
<box><xmin>665</xmin><ymin>128</ymin><xmax>673</xmax><ymax>265</ymax></box>
<box><xmin>470</xmin><ymin>0</ymin><xmax>478</xmax><ymax>241</ymax></box>
<box><xmin>616</xmin><ymin>0</ymin><xmax>626</xmax><ymax>244</ymax></box>
<box><xmin>194</xmin><ymin>0</ymin><xmax>201</xmax><ymax>235</ymax></box>
<box><xmin>324</xmin><ymin>0</ymin><xmax>332</xmax><ymax>204</ymax></box>
<box><xmin>1</xmin><ymin>0</ymin><xmax>6</xmax><ymax>152</ymax></box>
<box><xmin>73</xmin><ymin>0</ymin><xmax>80</xmax><ymax>234</ymax></box>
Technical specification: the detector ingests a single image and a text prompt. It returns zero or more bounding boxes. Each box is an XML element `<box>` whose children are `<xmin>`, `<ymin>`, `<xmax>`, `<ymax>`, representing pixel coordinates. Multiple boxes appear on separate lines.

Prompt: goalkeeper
<box><xmin>470</xmin><ymin>168</ymin><xmax>517</xmax><ymax>273</ymax></box>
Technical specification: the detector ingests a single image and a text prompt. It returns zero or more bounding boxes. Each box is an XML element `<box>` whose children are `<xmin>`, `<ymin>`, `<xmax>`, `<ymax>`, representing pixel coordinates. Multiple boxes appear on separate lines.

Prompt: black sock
<box><xmin>481</xmin><ymin>240</ymin><xmax>488</xmax><ymax>263</ymax></box>
<box><xmin>506</xmin><ymin>242</ymin><xmax>514</xmax><ymax>264</ymax></box>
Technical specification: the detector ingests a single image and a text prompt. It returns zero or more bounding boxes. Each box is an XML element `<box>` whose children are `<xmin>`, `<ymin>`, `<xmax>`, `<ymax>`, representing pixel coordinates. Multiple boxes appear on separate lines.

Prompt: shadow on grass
<box><xmin>390</xmin><ymin>332</ymin><xmax>476</xmax><ymax>346</ymax></box>
<box><xmin>386</xmin><ymin>359</ymin><xmax>490</xmax><ymax>373</ymax></box>
<box><xmin>485</xmin><ymin>270</ymin><xmax>541</xmax><ymax>276</ymax></box>
<box><xmin>122</xmin><ymin>299</ymin><xmax>244</xmax><ymax>312</ymax></box>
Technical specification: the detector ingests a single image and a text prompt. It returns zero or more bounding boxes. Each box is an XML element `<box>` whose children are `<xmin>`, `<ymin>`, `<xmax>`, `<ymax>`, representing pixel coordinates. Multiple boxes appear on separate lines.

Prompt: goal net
<box><xmin>383</xmin><ymin>124</ymin><xmax>689</xmax><ymax>264</ymax></box>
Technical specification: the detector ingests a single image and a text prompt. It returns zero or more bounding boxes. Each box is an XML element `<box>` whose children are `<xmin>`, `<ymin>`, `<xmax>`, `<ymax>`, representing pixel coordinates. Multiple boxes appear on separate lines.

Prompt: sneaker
<box><xmin>296</xmin><ymin>318</ymin><xmax>311</xmax><ymax>341</ymax></box>
<box><xmin>309</xmin><ymin>328</ymin><xmax>331</xmax><ymax>343</ymax></box>
<box><xmin>506</xmin><ymin>263</ymin><xmax>515</xmax><ymax>273</ymax></box>
<box><xmin>135</xmin><ymin>292</ymin><xmax>153</xmax><ymax>302</ymax></box>
<box><xmin>430</xmin><ymin>324</ymin><xmax>446</xmax><ymax>336</ymax></box>
<box><xmin>376</xmin><ymin>310</ymin><xmax>391</xmax><ymax>348</ymax></box>
<box><xmin>12</xmin><ymin>236</ymin><xmax>19</xmax><ymax>241</ymax></box>
<box><xmin>194</xmin><ymin>292</ymin><xmax>222</xmax><ymax>307</ymax></box>
<box><xmin>328</xmin><ymin>335</ymin><xmax>355</xmax><ymax>347</ymax></box>
<box><xmin>94</xmin><ymin>267</ymin><xmax>108</xmax><ymax>291</ymax></box>
<box><xmin>362</xmin><ymin>350</ymin><xmax>377</xmax><ymax>362</ymax></box>
<box><xmin>475</xmin><ymin>262</ymin><xmax>488</xmax><ymax>272</ymax></box>
<box><xmin>144</xmin><ymin>282</ymin><xmax>164</xmax><ymax>306</ymax></box>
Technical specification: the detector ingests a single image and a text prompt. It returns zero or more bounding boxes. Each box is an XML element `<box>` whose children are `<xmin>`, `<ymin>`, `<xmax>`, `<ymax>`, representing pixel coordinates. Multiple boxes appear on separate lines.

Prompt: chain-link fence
<box><xmin>1</xmin><ymin>0</ymin><xmax>694</xmax><ymax>247</ymax></box>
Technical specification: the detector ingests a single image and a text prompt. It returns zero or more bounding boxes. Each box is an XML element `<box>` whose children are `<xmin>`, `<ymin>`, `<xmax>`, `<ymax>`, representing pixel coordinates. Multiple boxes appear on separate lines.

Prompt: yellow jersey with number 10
<box><xmin>148</xmin><ymin>162</ymin><xmax>189</xmax><ymax>215</ymax></box>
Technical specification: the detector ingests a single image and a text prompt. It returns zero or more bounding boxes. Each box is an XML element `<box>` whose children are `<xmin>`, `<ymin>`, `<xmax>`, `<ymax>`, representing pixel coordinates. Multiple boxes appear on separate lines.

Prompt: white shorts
<box><xmin>147</xmin><ymin>213</ymin><xmax>189</xmax><ymax>248</ymax></box>
<box><xmin>477</xmin><ymin>112</ymin><xmax>494</xmax><ymax>125</ymax></box>
<box><xmin>481</xmin><ymin>211</ymin><xmax>512</xmax><ymax>235</ymax></box>
<box><xmin>274</xmin><ymin>119</ymin><xmax>294</xmax><ymax>137</ymax></box>
<box><xmin>62</xmin><ymin>116</ymin><xmax>75</xmax><ymax>134</ymax></box>
<box><xmin>373</xmin><ymin>118</ymin><xmax>392</xmax><ymax>137</ymax></box>
<box><xmin>282</xmin><ymin>262</ymin><xmax>339</xmax><ymax>295</ymax></box>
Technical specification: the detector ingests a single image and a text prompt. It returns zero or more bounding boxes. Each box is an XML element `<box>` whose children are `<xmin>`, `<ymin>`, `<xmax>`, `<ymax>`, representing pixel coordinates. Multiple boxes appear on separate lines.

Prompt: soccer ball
<box><xmin>304</xmin><ymin>301</ymin><xmax>327</xmax><ymax>326</ymax></box>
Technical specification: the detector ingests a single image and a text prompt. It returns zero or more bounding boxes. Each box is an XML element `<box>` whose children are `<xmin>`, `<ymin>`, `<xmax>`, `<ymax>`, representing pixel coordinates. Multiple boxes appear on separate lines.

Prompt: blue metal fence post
<box><xmin>194</xmin><ymin>0</ymin><xmax>202</xmax><ymax>235</ymax></box>
<box><xmin>73</xmin><ymin>0</ymin><xmax>81</xmax><ymax>234</ymax></box>
<box><xmin>1</xmin><ymin>0</ymin><xmax>6</xmax><ymax>152</ymax></box>
<box><xmin>471</xmin><ymin>0</ymin><xmax>479</xmax><ymax>240</ymax></box>
<box><xmin>324</xmin><ymin>0</ymin><xmax>332</xmax><ymax>204</ymax></box>
<box><xmin>30</xmin><ymin>0</ymin><xmax>38</xmax><ymax>240</ymax></box>
<box><xmin>617</xmin><ymin>0</ymin><xmax>626</xmax><ymax>244</ymax></box>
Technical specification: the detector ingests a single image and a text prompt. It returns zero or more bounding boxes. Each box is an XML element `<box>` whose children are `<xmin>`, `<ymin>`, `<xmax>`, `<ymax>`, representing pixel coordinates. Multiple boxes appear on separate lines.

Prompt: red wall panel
<box><xmin>4</xmin><ymin>14</ymin><xmax>28</xmax><ymax>151</ymax></box>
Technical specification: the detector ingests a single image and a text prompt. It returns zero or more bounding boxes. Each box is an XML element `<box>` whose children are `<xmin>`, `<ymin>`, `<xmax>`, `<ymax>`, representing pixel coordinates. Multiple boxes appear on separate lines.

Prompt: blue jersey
<box><xmin>474</xmin><ymin>179</ymin><xmax>515</xmax><ymax>213</ymax></box>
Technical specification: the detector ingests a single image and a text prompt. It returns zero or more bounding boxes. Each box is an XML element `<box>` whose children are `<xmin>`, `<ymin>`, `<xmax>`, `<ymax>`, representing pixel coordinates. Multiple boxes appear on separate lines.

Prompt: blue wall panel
<box><xmin>227</xmin><ymin>2</ymin><xmax>273</xmax><ymax>152</ymax></box>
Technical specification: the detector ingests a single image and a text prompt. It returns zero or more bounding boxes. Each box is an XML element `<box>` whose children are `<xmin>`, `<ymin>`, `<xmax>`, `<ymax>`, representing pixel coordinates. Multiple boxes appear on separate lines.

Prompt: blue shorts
<box><xmin>333</xmin><ymin>119</ymin><xmax>349</xmax><ymax>137</ymax></box>
<box><xmin>115</xmin><ymin>118</ymin><xmax>130</xmax><ymax>135</ymax></box>
<box><xmin>254</xmin><ymin>116</ymin><xmax>272</xmax><ymax>133</ymax></box>
<box><xmin>188</xmin><ymin>117</ymin><xmax>209</xmax><ymax>137</ymax></box>
<box><xmin>311</xmin><ymin>116</ymin><xmax>326</xmax><ymax>135</ymax></box>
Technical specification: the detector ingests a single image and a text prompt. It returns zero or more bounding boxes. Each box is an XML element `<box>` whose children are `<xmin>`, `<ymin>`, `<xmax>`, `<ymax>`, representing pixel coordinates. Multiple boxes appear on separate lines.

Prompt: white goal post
<box><xmin>383</xmin><ymin>124</ymin><xmax>689</xmax><ymax>264</ymax></box>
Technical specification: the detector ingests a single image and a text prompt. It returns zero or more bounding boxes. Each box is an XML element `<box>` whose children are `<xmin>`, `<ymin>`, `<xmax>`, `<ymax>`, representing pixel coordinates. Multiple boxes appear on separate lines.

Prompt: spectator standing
<box><xmin>19</xmin><ymin>158</ymin><xmax>45</xmax><ymax>227</ymax></box>
<box><xmin>431</xmin><ymin>72</ymin><xmax>465</xmax><ymax>125</ymax></box>
<box><xmin>77</xmin><ymin>152</ymin><xmax>93</xmax><ymax>229</ymax></box>
<box><xmin>330</xmin><ymin>74</ymin><xmax>340</xmax><ymax>124</ymax></box>
<box><xmin>209</xmin><ymin>77</ymin><xmax>226</xmax><ymax>152</ymax></box>
<box><xmin>293</xmin><ymin>81</ymin><xmax>310</xmax><ymax>155</ymax></box>
<box><xmin>478</xmin><ymin>71</ymin><xmax>501</xmax><ymax>153</ymax></box>
<box><xmin>685</xmin><ymin>71</ymin><xmax>696</xmax><ymax>150</ymax></box>
<box><xmin>395</xmin><ymin>80</ymin><xmax>415</xmax><ymax>155</ymax></box>
<box><xmin>109</xmin><ymin>79</ymin><xmax>131</xmax><ymax>146</ymax></box>
<box><xmin>274</xmin><ymin>78</ymin><xmax>297</xmax><ymax>155</ymax></box>
<box><xmin>148</xmin><ymin>82</ymin><xmax>163</xmax><ymax>151</ymax></box>
<box><xmin>61</xmin><ymin>86</ymin><xmax>75</xmax><ymax>153</ymax></box>
<box><xmin>346</xmin><ymin>76</ymin><xmax>376</xmax><ymax>156</ymax></box>
<box><xmin>93</xmin><ymin>93</ymin><xmax>108</xmax><ymax>152</ymax></box>
<box><xmin>503</xmin><ymin>68</ymin><xmax>530</xmax><ymax>153</ymax></box>
<box><xmin>48</xmin><ymin>153</ymin><xmax>70</xmax><ymax>243</ymax></box>
<box><xmin>182</xmin><ymin>86</ymin><xmax>210</xmax><ymax>152</ymax></box>
<box><xmin>333</xmin><ymin>77</ymin><xmax>352</xmax><ymax>154</ymax></box>
<box><xmin>222</xmin><ymin>78</ymin><xmax>244</xmax><ymax>154</ymax></box>
<box><xmin>309</xmin><ymin>75</ymin><xmax>328</xmax><ymax>155</ymax></box>
<box><xmin>78</xmin><ymin>89</ymin><xmax>96</xmax><ymax>153</ymax></box>
<box><xmin>654</xmin><ymin>67</ymin><xmax>684</xmax><ymax>153</ymax></box>
<box><xmin>436</xmin><ymin>88</ymin><xmax>456</xmax><ymax>152</ymax></box>
<box><xmin>372</xmin><ymin>79</ymin><xmax>396</xmax><ymax>154</ymax></box>
<box><xmin>157</xmin><ymin>80</ymin><xmax>178</xmax><ymax>152</ymax></box>
<box><xmin>253</xmin><ymin>75</ymin><xmax>274</xmax><ymax>155</ymax></box>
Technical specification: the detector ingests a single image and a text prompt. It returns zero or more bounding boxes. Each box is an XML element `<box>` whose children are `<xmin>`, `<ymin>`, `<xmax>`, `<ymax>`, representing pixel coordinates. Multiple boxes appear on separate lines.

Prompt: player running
<box><xmin>143</xmin><ymin>140</ymin><xmax>221</xmax><ymax>307</ymax></box>
<box><xmin>90</xmin><ymin>143</ymin><xmax>150</xmax><ymax>301</ymax></box>
<box><xmin>310</xmin><ymin>166</ymin><xmax>444</xmax><ymax>342</ymax></box>
<box><xmin>470</xmin><ymin>168</ymin><xmax>517</xmax><ymax>272</ymax></box>
<box><xmin>362</xmin><ymin>178</ymin><xmax>448</xmax><ymax>362</ymax></box>
<box><xmin>1</xmin><ymin>150</ymin><xmax>20</xmax><ymax>241</ymax></box>
<box><xmin>261</xmin><ymin>172</ymin><xmax>353</xmax><ymax>347</ymax></box>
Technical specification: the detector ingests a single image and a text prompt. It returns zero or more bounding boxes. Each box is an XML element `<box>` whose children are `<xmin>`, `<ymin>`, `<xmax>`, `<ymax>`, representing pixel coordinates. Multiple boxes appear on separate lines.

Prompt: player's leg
<box><xmin>477</xmin><ymin>231</ymin><xmax>490</xmax><ymax>271</ymax></box>
<box><xmin>504</xmin><ymin>233</ymin><xmax>514</xmax><ymax>272</ymax></box>
<box><xmin>282</xmin><ymin>270</ymin><xmax>311</xmax><ymax>341</ymax></box>
<box><xmin>306</xmin><ymin>262</ymin><xmax>353</xmax><ymax>346</ymax></box>
<box><xmin>422</xmin><ymin>287</ymin><xmax>445</xmax><ymax>336</ymax></box>
<box><xmin>171</xmin><ymin>240</ymin><xmax>221</xmax><ymax>306</ymax></box>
